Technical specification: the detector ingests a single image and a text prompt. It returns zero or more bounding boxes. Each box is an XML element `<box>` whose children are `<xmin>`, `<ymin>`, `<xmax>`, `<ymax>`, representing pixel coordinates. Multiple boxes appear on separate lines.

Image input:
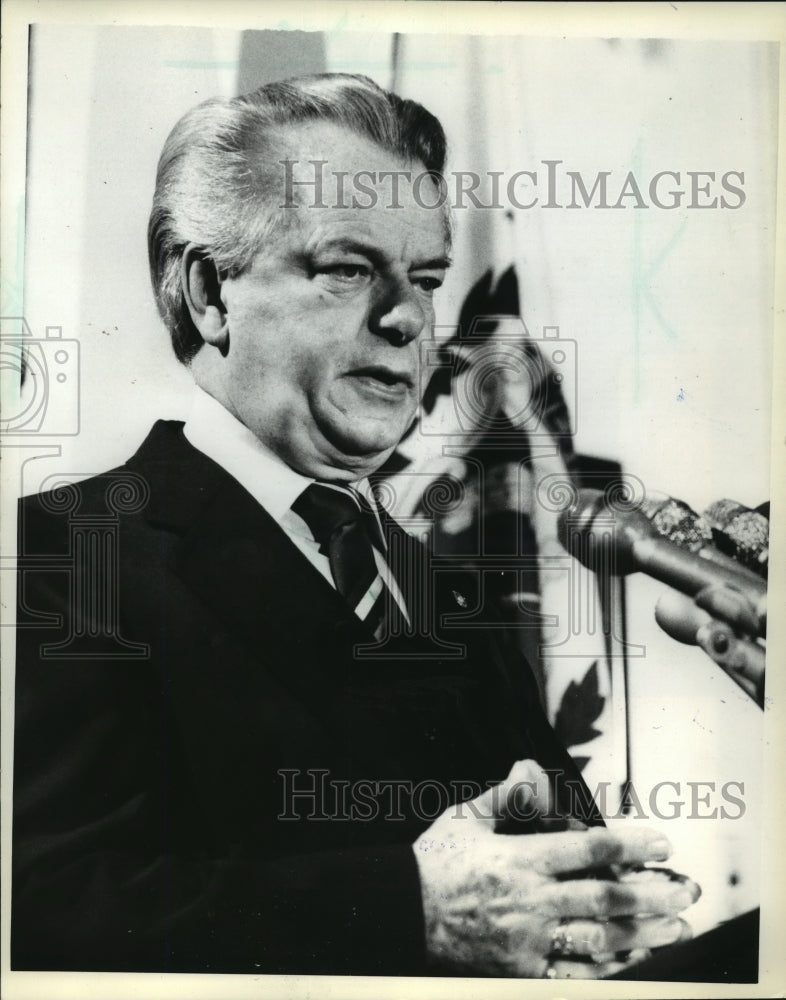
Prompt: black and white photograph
<box><xmin>1</xmin><ymin>2</ymin><xmax>784</xmax><ymax>997</ymax></box>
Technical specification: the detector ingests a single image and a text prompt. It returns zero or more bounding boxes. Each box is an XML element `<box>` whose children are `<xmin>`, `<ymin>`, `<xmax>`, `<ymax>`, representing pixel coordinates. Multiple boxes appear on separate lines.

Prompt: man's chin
<box><xmin>332</xmin><ymin>434</ymin><xmax>400</xmax><ymax>468</ymax></box>
<box><xmin>316</xmin><ymin>405</ymin><xmax>408</xmax><ymax>452</ymax></box>
<box><xmin>317</xmin><ymin>419</ymin><xmax>404</xmax><ymax>474</ymax></box>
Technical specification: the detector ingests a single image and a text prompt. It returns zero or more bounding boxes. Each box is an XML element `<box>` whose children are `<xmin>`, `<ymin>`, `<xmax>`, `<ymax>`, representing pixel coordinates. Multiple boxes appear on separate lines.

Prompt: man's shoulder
<box><xmin>17</xmin><ymin>421</ymin><xmax>195</xmax><ymax>542</ymax></box>
<box><xmin>17</xmin><ymin>418</ymin><xmax>276</xmax><ymax>554</ymax></box>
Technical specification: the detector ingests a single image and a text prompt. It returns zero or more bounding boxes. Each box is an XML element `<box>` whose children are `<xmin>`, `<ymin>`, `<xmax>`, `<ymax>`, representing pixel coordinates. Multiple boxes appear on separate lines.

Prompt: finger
<box><xmin>535</xmin><ymin>816</ymin><xmax>589</xmax><ymax>832</ymax></box>
<box><xmin>549</xmin><ymin>916</ymin><xmax>692</xmax><ymax>960</ymax></box>
<box><xmin>503</xmin><ymin>759</ymin><xmax>556</xmax><ymax>821</ymax></box>
<box><xmin>541</xmin><ymin>876</ymin><xmax>701</xmax><ymax>919</ymax></box>
<box><xmin>470</xmin><ymin>759</ymin><xmax>556</xmax><ymax>828</ymax></box>
<box><xmin>529</xmin><ymin>826</ymin><xmax>672</xmax><ymax>876</ymax></box>
<box><xmin>616</xmin><ymin>867</ymin><xmax>702</xmax><ymax>910</ymax></box>
<box><xmin>618</xmin><ymin>865</ymin><xmax>700</xmax><ymax>891</ymax></box>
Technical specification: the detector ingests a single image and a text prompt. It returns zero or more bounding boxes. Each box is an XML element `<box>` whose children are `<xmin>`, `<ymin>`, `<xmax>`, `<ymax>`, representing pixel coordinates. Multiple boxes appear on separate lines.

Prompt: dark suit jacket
<box><xmin>12</xmin><ymin>420</ymin><xmax>596</xmax><ymax>975</ymax></box>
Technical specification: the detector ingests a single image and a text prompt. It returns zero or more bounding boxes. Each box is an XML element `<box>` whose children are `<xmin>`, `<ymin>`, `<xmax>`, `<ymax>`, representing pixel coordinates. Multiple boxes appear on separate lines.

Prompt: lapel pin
<box><xmin>452</xmin><ymin>590</ymin><xmax>468</xmax><ymax>608</ymax></box>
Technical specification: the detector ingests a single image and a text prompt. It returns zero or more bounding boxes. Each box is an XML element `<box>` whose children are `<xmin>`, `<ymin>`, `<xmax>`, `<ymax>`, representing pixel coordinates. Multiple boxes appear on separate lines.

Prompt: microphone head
<box><xmin>557</xmin><ymin>487</ymin><xmax>653</xmax><ymax>575</ymax></box>
<box><xmin>703</xmin><ymin>499</ymin><xmax>769</xmax><ymax>576</ymax></box>
<box><xmin>639</xmin><ymin>495</ymin><xmax>714</xmax><ymax>553</ymax></box>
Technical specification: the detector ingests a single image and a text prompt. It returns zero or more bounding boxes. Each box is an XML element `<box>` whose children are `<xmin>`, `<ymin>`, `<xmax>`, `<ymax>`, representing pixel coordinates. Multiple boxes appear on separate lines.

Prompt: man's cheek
<box><xmin>268</xmin><ymin>336</ymin><xmax>315</xmax><ymax>378</ymax></box>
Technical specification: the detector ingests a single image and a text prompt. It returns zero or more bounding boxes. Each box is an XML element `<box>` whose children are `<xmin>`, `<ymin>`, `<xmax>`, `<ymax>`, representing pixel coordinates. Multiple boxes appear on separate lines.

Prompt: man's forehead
<box><xmin>275</xmin><ymin>119</ymin><xmax>419</xmax><ymax>182</ymax></box>
<box><xmin>268</xmin><ymin>121</ymin><xmax>450</xmax><ymax>260</ymax></box>
<box><xmin>301</xmin><ymin>210</ymin><xmax>450</xmax><ymax>267</ymax></box>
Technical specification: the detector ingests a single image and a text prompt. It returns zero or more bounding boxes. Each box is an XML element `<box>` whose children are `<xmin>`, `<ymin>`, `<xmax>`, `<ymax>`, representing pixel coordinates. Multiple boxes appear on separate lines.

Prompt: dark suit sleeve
<box><xmin>12</xmin><ymin>506</ymin><xmax>426</xmax><ymax>975</ymax></box>
<box><xmin>12</xmin><ymin>638</ymin><xmax>426</xmax><ymax>975</ymax></box>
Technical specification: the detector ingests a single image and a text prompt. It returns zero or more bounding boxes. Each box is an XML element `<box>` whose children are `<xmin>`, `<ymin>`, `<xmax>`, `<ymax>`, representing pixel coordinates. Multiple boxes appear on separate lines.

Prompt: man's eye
<box><xmin>412</xmin><ymin>275</ymin><xmax>444</xmax><ymax>293</ymax></box>
<box><xmin>322</xmin><ymin>264</ymin><xmax>371</xmax><ymax>282</ymax></box>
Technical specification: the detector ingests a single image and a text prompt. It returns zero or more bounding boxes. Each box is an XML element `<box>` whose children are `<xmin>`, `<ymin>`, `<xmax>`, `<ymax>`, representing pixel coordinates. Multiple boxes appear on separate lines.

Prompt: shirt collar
<box><xmin>182</xmin><ymin>386</ymin><xmax>376</xmax><ymax>534</ymax></box>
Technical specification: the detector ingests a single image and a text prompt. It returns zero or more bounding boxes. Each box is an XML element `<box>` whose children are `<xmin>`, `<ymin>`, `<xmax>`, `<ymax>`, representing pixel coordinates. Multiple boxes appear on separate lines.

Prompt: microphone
<box><xmin>655</xmin><ymin>590</ymin><xmax>765</xmax><ymax>708</ymax></box>
<box><xmin>557</xmin><ymin>489</ymin><xmax>767</xmax><ymax>638</ymax></box>
<box><xmin>638</xmin><ymin>494</ymin><xmax>763</xmax><ymax>584</ymax></box>
<box><xmin>703</xmin><ymin>499</ymin><xmax>769</xmax><ymax>577</ymax></box>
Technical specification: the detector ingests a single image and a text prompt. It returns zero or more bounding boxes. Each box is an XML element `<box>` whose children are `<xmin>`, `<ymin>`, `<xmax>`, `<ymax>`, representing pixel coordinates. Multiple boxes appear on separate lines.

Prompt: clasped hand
<box><xmin>412</xmin><ymin>760</ymin><xmax>700</xmax><ymax>978</ymax></box>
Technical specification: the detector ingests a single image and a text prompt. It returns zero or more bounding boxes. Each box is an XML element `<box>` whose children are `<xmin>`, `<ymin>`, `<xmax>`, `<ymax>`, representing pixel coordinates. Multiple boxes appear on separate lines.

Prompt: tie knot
<box><xmin>292</xmin><ymin>482</ymin><xmax>385</xmax><ymax>553</ymax></box>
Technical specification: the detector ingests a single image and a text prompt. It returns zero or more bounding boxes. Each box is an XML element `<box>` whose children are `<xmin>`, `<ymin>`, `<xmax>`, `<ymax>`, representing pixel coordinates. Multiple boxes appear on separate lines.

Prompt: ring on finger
<box><xmin>550</xmin><ymin>923</ymin><xmax>576</xmax><ymax>958</ymax></box>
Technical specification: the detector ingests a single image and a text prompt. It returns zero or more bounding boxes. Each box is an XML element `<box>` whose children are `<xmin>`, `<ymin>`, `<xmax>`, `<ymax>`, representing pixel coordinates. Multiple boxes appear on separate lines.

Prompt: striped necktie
<box><xmin>292</xmin><ymin>482</ymin><xmax>400</xmax><ymax>640</ymax></box>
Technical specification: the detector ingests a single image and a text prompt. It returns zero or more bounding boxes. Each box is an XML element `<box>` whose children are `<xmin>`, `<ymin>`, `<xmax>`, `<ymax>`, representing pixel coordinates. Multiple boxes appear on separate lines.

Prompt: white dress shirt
<box><xmin>183</xmin><ymin>386</ymin><xmax>409</xmax><ymax>623</ymax></box>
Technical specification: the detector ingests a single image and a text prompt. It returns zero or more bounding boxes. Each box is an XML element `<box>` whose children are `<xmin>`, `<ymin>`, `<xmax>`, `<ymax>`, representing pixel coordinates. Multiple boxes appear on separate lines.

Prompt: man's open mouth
<box><xmin>348</xmin><ymin>366</ymin><xmax>414</xmax><ymax>392</ymax></box>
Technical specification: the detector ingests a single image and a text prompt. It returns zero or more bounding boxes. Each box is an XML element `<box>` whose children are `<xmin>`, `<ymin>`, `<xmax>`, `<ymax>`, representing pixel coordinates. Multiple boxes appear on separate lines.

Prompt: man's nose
<box><xmin>370</xmin><ymin>279</ymin><xmax>429</xmax><ymax>345</ymax></box>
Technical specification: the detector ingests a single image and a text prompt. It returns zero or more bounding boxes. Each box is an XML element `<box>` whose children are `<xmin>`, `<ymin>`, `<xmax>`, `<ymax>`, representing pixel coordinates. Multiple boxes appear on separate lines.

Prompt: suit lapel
<box><xmin>127</xmin><ymin>421</ymin><xmax>373</xmax><ymax>697</ymax></box>
<box><xmin>123</xmin><ymin>423</ymin><xmax>574</xmax><ymax>802</ymax></box>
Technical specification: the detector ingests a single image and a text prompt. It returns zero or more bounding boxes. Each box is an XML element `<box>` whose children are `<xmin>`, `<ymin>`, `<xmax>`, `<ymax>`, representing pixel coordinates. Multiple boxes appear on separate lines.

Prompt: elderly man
<box><xmin>12</xmin><ymin>73</ymin><xmax>698</xmax><ymax>978</ymax></box>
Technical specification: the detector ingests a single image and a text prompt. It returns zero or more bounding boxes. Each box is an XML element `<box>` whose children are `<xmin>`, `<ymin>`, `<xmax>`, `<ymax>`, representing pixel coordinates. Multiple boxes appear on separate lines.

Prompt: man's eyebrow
<box><xmin>310</xmin><ymin>237</ymin><xmax>451</xmax><ymax>270</ymax></box>
<box><xmin>410</xmin><ymin>255</ymin><xmax>453</xmax><ymax>271</ymax></box>
<box><xmin>310</xmin><ymin>237</ymin><xmax>385</xmax><ymax>261</ymax></box>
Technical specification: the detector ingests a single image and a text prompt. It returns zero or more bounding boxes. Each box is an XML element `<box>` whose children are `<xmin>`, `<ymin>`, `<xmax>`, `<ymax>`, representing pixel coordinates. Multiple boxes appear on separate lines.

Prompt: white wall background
<box><xmin>14</xmin><ymin>24</ymin><xmax>776</xmax><ymax>934</ymax></box>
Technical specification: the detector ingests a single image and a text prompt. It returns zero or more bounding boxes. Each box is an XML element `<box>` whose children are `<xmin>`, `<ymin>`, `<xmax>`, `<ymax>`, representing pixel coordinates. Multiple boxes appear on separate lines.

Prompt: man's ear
<box><xmin>181</xmin><ymin>244</ymin><xmax>229</xmax><ymax>355</ymax></box>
